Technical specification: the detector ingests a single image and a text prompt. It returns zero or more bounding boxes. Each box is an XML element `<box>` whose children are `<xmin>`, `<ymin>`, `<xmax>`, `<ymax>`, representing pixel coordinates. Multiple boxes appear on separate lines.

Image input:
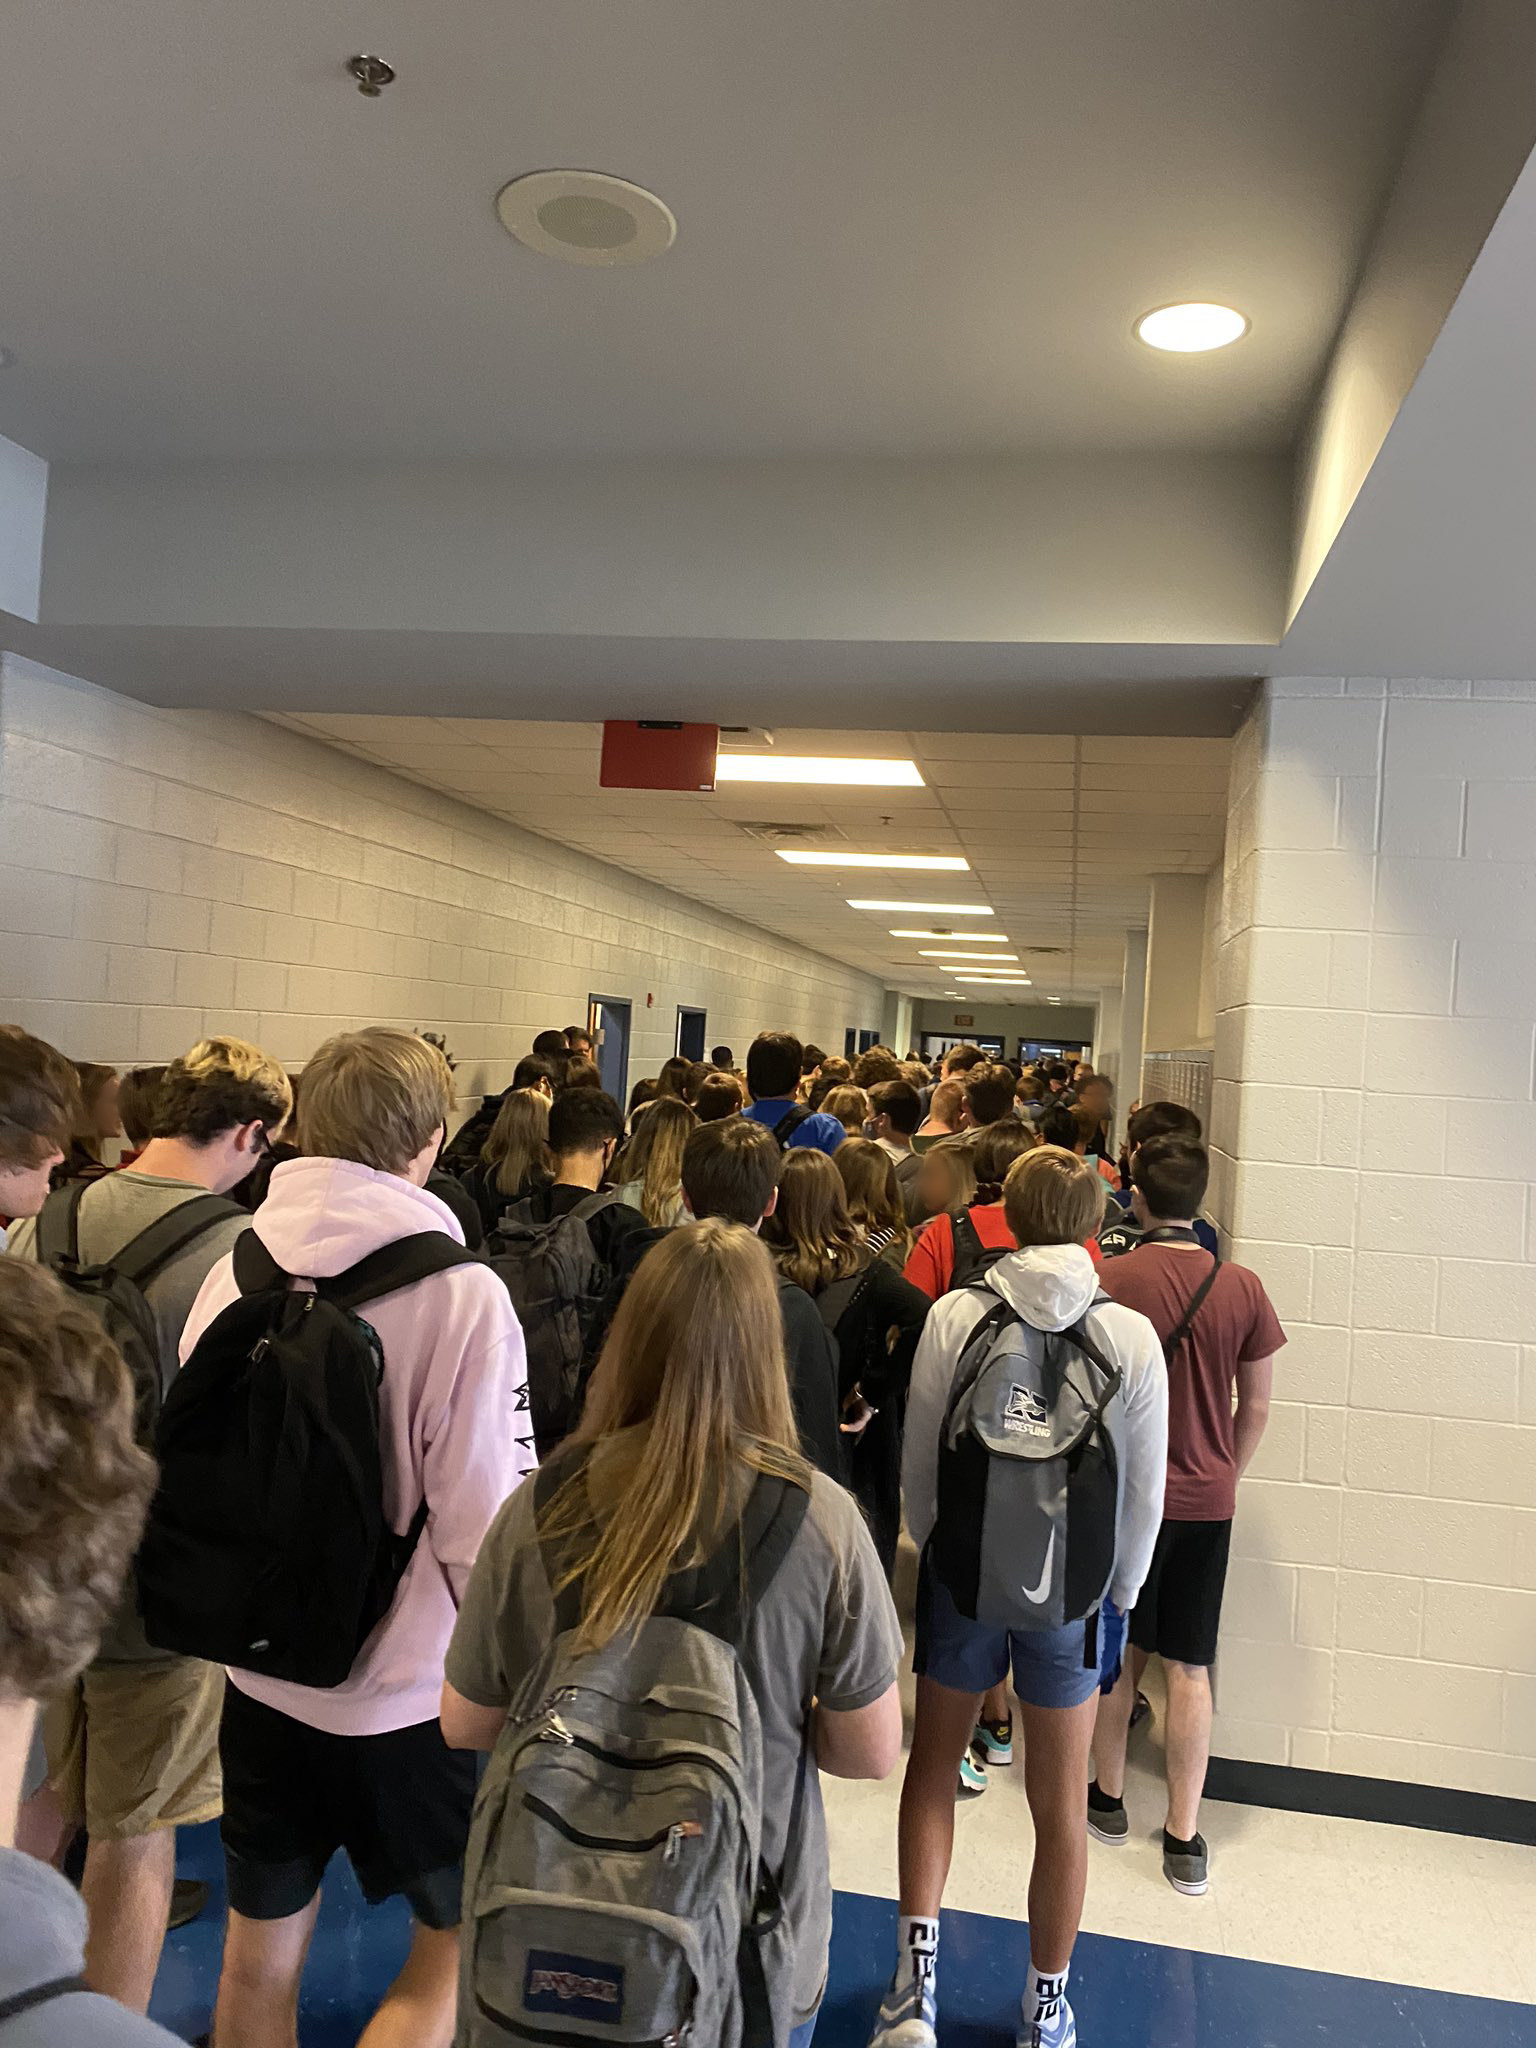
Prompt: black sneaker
<box><xmin>1163</xmin><ymin>1830</ymin><xmax>1210</xmax><ymax>1895</ymax></box>
<box><xmin>168</xmin><ymin>1878</ymin><xmax>209</xmax><ymax>1931</ymax></box>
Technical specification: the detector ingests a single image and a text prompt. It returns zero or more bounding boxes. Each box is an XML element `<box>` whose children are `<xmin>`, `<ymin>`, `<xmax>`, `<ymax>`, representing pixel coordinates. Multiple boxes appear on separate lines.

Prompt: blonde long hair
<box><xmin>612</xmin><ymin>1095</ymin><xmax>697</xmax><ymax>1225</ymax></box>
<box><xmin>542</xmin><ymin>1220</ymin><xmax>811</xmax><ymax>1651</ymax></box>
<box><xmin>836</xmin><ymin>1136</ymin><xmax>912</xmax><ymax>1261</ymax></box>
<box><xmin>481</xmin><ymin>1087</ymin><xmax>552</xmax><ymax>1200</ymax></box>
<box><xmin>761</xmin><ymin>1146</ymin><xmax>865</xmax><ymax>1294</ymax></box>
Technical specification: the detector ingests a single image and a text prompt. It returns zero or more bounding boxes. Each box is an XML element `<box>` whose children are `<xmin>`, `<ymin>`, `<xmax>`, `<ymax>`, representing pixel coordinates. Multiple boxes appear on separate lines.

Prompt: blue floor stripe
<box><xmin>152</xmin><ymin>1823</ymin><xmax>1536</xmax><ymax>2046</ymax></box>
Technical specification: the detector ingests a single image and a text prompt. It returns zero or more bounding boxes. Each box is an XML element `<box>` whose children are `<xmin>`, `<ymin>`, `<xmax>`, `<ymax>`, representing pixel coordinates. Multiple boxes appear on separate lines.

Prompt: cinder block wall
<box><xmin>1211</xmin><ymin>675</ymin><xmax>1536</xmax><ymax>1797</ymax></box>
<box><xmin>0</xmin><ymin>656</ymin><xmax>885</xmax><ymax>1097</ymax></box>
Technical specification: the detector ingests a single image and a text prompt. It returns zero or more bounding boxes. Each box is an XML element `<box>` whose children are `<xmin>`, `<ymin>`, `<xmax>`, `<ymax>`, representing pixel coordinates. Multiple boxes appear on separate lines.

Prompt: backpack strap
<box><xmin>771</xmin><ymin>1104</ymin><xmax>809</xmax><ymax>1145</ymax></box>
<box><xmin>109</xmin><ymin>1194</ymin><xmax>244</xmax><ymax>1291</ymax></box>
<box><xmin>0</xmin><ymin>1978</ymin><xmax>87</xmax><ymax>2025</ymax></box>
<box><xmin>33</xmin><ymin>1180</ymin><xmax>89</xmax><ymax>1267</ymax></box>
<box><xmin>1160</xmin><ymin>1251</ymin><xmax>1222</xmax><ymax>1360</ymax></box>
<box><xmin>322</xmin><ymin>1233</ymin><xmax>483</xmax><ymax>1314</ymax></box>
<box><xmin>940</xmin><ymin>1296</ymin><xmax>1017</xmax><ymax>1433</ymax></box>
<box><xmin>568</xmin><ymin>1188</ymin><xmax>622</xmax><ymax>1225</ymax></box>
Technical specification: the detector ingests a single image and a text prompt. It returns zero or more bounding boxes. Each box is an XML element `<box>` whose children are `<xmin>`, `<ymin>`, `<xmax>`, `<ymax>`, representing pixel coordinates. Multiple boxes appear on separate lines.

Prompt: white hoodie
<box><xmin>180</xmin><ymin>1155</ymin><xmax>534</xmax><ymax>1736</ymax></box>
<box><xmin>902</xmin><ymin>1243</ymin><xmax>1168</xmax><ymax>1614</ymax></box>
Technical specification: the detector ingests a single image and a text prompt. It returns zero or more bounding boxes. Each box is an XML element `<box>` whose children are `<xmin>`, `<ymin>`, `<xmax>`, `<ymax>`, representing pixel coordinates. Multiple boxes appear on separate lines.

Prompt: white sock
<box><xmin>1025</xmin><ymin>1962</ymin><xmax>1070</xmax><ymax>2027</ymax></box>
<box><xmin>894</xmin><ymin>1915</ymin><xmax>939</xmax><ymax>1988</ymax></box>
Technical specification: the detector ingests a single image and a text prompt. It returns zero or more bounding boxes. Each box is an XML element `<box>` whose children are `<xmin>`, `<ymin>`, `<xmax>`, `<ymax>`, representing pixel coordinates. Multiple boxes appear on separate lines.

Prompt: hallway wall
<box><xmin>1211</xmin><ymin>675</ymin><xmax>1536</xmax><ymax>1800</ymax></box>
<box><xmin>0</xmin><ymin>657</ymin><xmax>885</xmax><ymax>1095</ymax></box>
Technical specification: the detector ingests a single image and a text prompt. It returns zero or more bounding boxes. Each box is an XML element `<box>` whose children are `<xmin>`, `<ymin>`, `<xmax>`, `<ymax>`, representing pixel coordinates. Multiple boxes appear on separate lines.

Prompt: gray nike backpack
<box><xmin>459</xmin><ymin>1455</ymin><xmax>810</xmax><ymax>2048</ymax></box>
<box><xmin>929</xmin><ymin>1292</ymin><xmax>1123</xmax><ymax>1631</ymax></box>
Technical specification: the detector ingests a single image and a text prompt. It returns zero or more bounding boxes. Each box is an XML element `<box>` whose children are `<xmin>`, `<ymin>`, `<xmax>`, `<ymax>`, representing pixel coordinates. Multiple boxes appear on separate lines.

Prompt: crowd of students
<box><xmin>0</xmin><ymin>1016</ymin><xmax>1283</xmax><ymax>2048</ymax></box>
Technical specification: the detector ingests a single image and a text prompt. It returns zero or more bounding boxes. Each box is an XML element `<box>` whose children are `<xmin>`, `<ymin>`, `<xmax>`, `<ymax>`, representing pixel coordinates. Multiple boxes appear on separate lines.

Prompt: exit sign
<box><xmin>952</xmin><ymin>1013</ymin><xmax>974</xmax><ymax>1027</ymax></box>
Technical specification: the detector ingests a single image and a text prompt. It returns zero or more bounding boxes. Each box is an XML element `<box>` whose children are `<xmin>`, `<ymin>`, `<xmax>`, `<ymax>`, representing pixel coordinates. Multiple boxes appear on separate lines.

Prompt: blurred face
<box><xmin>1080</xmin><ymin>1079</ymin><xmax>1110</xmax><ymax>1117</ymax></box>
<box><xmin>90</xmin><ymin>1073</ymin><xmax>123</xmax><ymax>1140</ymax></box>
<box><xmin>916</xmin><ymin>1150</ymin><xmax>955</xmax><ymax>1213</ymax></box>
<box><xmin>0</xmin><ymin>1144</ymin><xmax>65</xmax><ymax>1222</ymax></box>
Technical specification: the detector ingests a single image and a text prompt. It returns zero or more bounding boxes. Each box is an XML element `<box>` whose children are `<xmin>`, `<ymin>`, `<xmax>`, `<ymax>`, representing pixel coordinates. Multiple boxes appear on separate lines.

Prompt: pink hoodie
<box><xmin>180</xmin><ymin>1155</ymin><xmax>534</xmax><ymax>1737</ymax></box>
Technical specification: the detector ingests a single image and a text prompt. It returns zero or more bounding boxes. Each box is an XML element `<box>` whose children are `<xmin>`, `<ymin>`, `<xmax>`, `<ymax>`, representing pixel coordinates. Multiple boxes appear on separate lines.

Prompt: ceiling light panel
<box><xmin>889</xmin><ymin>929</ymin><xmax>1010</xmax><ymax>942</ymax></box>
<box><xmin>847</xmin><ymin>900</ymin><xmax>993</xmax><ymax>915</ymax></box>
<box><xmin>777</xmin><ymin>851</ymin><xmax>968</xmax><ymax>870</ymax></box>
<box><xmin>956</xmin><ymin>975</ymin><xmax>1033</xmax><ymax>985</ymax></box>
<box><xmin>917</xmin><ymin>950</ymin><xmax>1019</xmax><ymax>961</ymax></box>
<box><xmin>1135</xmin><ymin>302</ymin><xmax>1249</xmax><ymax>352</ymax></box>
<box><xmin>716</xmin><ymin>755</ymin><xmax>923</xmax><ymax>787</ymax></box>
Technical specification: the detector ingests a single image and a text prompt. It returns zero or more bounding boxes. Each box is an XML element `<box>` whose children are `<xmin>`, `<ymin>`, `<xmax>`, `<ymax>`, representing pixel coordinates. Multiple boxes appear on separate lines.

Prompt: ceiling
<box><xmin>0</xmin><ymin>0</ymin><xmax>1452</xmax><ymax>464</ymax></box>
<box><xmin>268</xmin><ymin>716</ymin><xmax>1230</xmax><ymax>998</ymax></box>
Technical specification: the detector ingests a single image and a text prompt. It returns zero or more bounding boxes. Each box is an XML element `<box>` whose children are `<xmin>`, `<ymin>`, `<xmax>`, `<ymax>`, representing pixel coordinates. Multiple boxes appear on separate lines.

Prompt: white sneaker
<box><xmin>1018</xmin><ymin>1994</ymin><xmax>1076</xmax><ymax>2048</ymax></box>
<box><xmin>868</xmin><ymin>1966</ymin><xmax>938</xmax><ymax>2048</ymax></box>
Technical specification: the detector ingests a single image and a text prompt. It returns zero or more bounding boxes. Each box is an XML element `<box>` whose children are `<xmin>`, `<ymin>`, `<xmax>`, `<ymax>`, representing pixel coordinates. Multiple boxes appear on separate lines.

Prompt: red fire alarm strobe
<box><xmin>600</xmin><ymin>721</ymin><xmax>719</xmax><ymax>792</ymax></box>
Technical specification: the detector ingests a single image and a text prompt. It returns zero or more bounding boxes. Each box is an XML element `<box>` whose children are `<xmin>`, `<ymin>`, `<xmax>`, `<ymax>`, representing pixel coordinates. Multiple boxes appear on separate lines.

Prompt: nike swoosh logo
<box><xmin>1022</xmin><ymin>1530</ymin><xmax>1055</xmax><ymax>1603</ymax></box>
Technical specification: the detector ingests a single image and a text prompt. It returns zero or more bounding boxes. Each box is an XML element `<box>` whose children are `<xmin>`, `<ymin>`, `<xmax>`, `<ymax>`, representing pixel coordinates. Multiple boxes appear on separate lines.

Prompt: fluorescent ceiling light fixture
<box><xmin>1047</xmin><ymin>997</ymin><xmax>1063</xmax><ymax>1005</ymax></box>
<box><xmin>889</xmin><ymin>929</ymin><xmax>1010</xmax><ymax>942</ymax></box>
<box><xmin>1135</xmin><ymin>301</ymin><xmax>1249</xmax><ymax>352</ymax></box>
<box><xmin>716</xmin><ymin>754</ymin><xmax>923</xmax><ymax>787</ymax></box>
<box><xmin>848</xmin><ymin>899</ymin><xmax>993</xmax><ymax>915</ymax></box>
<box><xmin>917</xmin><ymin>950</ymin><xmax>1019</xmax><ymax>961</ymax></box>
<box><xmin>777</xmin><ymin>850</ymin><xmax>967</xmax><ymax>870</ymax></box>
<box><xmin>956</xmin><ymin>974</ymin><xmax>1033</xmax><ymax>985</ymax></box>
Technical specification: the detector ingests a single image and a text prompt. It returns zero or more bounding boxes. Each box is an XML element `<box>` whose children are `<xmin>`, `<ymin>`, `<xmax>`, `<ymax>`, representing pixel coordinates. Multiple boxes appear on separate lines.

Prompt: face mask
<box><xmin>862</xmin><ymin>1119</ymin><xmax>878</xmax><ymax>1140</ymax></box>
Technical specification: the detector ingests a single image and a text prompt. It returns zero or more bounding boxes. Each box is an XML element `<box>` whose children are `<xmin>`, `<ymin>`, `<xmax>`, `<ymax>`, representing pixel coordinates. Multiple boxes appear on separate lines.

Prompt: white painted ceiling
<box><xmin>269</xmin><ymin>716</ymin><xmax>1230</xmax><ymax>998</ymax></box>
<box><xmin>0</xmin><ymin>0</ymin><xmax>1451</xmax><ymax>463</ymax></box>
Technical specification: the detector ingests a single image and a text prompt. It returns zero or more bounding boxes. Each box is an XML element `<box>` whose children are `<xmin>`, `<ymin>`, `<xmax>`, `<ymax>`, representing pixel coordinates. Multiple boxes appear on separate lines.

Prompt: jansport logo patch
<box><xmin>1003</xmin><ymin>1383</ymin><xmax>1050</xmax><ymax>1438</ymax></box>
<box><xmin>525</xmin><ymin>1949</ymin><xmax>625</xmax><ymax>2024</ymax></box>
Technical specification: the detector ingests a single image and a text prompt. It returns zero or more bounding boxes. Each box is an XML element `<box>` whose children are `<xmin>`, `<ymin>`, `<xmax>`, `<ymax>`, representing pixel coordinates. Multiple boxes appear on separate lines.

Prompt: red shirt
<box><xmin>1099</xmin><ymin>1243</ymin><xmax>1285</xmax><ymax>1521</ymax></box>
<box><xmin>903</xmin><ymin>1206</ymin><xmax>1102</xmax><ymax>1302</ymax></box>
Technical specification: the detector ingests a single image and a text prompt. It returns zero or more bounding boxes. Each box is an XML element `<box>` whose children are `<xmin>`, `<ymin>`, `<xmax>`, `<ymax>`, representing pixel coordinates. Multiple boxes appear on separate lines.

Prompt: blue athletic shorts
<box><xmin>913</xmin><ymin>1550</ymin><xmax>1102</xmax><ymax>1711</ymax></box>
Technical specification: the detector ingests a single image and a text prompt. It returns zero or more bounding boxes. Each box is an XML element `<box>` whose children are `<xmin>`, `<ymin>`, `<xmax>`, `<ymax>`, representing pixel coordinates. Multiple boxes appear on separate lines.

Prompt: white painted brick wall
<box><xmin>0</xmin><ymin>657</ymin><xmax>886</xmax><ymax>1102</ymax></box>
<box><xmin>1212</xmin><ymin>677</ymin><xmax>1536</xmax><ymax>1800</ymax></box>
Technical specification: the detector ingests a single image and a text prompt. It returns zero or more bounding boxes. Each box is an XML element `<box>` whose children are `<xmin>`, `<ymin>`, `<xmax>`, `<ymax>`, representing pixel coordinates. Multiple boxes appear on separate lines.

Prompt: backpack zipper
<box><xmin>523</xmin><ymin>1792</ymin><xmax>703</xmax><ymax>1861</ymax></box>
<box><xmin>528</xmin><ymin>1712</ymin><xmax>742</xmax><ymax>1815</ymax></box>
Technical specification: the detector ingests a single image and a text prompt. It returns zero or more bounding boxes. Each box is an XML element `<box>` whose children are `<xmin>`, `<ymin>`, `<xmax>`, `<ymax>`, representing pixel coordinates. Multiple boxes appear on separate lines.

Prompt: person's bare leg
<box><xmin>14</xmin><ymin>1781</ymin><xmax>72</xmax><ymax>1866</ymax></box>
<box><xmin>1163</xmin><ymin>1662</ymin><xmax>1213</xmax><ymax>1841</ymax></box>
<box><xmin>212</xmin><ymin>1899</ymin><xmax>321</xmax><ymax>2048</ymax></box>
<box><xmin>897</xmin><ymin>1678</ymin><xmax>984</xmax><ymax>1916</ymax></box>
<box><xmin>1017</xmin><ymin>1693</ymin><xmax>1099</xmax><ymax>1973</ymax></box>
<box><xmin>1091</xmin><ymin>1659</ymin><xmax>1136</xmax><ymax>1801</ymax></box>
<box><xmin>80</xmin><ymin>1830</ymin><xmax>176</xmax><ymax>2011</ymax></box>
<box><xmin>357</xmin><ymin>1922</ymin><xmax>461</xmax><ymax>2048</ymax></box>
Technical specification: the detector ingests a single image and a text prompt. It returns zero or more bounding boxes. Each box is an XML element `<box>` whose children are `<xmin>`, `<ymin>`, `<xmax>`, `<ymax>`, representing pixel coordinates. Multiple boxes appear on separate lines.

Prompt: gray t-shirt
<box><xmin>445</xmin><ymin>1467</ymin><xmax>902</xmax><ymax>2025</ymax></box>
<box><xmin>8</xmin><ymin>1171</ymin><xmax>247</xmax><ymax>1661</ymax></box>
<box><xmin>0</xmin><ymin>1848</ymin><xmax>182</xmax><ymax>2045</ymax></box>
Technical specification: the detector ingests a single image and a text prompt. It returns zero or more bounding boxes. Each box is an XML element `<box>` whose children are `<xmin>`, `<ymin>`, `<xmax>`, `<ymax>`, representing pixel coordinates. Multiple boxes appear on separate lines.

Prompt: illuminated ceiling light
<box><xmin>1047</xmin><ymin>997</ymin><xmax>1063</xmax><ymax>1004</ymax></box>
<box><xmin>777</xmin><ymin>850</ymin><xmax>968</xmax><ymax>870</ymax></box>
<box><xmin>956</xmin><ymin>974</ymin><xmax>1033</xmax><ymax>985</ymax></box>
<box><xmin>889</xmin><ymin>929</ymin><xmax>1010</xmax><ymax>942</ymax></box>
<box><xmin>716</xmin><ymin>754</ymin><xmax>923</xmax><ymax>787</ymax></box>
<box><xmin>1135</xmin><ymin>301</ymin><xmax>1249</xmax><ymax>353</ymax></box>
<box><xmin>848</xmin><ymin>899</ymin><xmax>993</xmax><ymax>915</ymax></box>
<box><xmin>917</xmin><ymin>951</ymin><xmax>1020</xmax><ymax>961</ymax></box>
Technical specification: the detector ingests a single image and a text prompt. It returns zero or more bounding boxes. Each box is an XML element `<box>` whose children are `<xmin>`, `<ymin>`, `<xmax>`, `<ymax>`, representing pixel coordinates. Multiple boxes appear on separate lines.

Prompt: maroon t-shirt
<box><xmin>1099</xmin><ymin>1243</ymin><xmax>1286</xmax><ymax>1521</ymax></box>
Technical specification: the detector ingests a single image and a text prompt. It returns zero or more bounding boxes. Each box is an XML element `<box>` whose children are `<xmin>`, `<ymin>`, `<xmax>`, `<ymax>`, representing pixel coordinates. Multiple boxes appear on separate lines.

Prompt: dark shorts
<box><xmin>219</xmin><ymin>1684</ymin><xmax>476</xmax><ymax>1927</ymax></box>
<box><xmin>1128</xmin><ymin>1518</ymin><xmax>1232</xmax><ymax>1669</ymax></box>
<box><xmin>913</xmin><ymin>1552</ymin><xmax>1102</xmax><ymax>1711</ymax></box>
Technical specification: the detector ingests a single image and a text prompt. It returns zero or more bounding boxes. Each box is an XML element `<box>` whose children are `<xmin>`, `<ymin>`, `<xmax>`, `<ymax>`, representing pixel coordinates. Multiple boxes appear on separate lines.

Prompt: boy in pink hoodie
<box><xmin>179</xmin><ymin>1029</ymin><xmax>532</xmax><ymax>2048</ymax></box>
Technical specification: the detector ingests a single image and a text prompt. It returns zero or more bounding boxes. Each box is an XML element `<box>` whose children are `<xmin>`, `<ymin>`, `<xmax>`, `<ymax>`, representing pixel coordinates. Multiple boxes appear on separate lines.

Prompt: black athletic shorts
<box><xmin>219</xmin><ymin>1684</ymin><xmax>477</xmax><ymax>1926</ymax></box>
<box><xmin>1128</xmin><ymin>1518</ymin><xmax>1232</xmax><ymax>1669</ymax></box>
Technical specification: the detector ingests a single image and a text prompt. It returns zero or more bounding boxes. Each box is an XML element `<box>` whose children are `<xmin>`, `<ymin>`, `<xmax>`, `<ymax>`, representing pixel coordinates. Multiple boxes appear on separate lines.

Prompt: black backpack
<box><xmin>137</xmin><ymin>1228</ymin><xmax>481</xmax><ymax>1688</ymax></box>
<box><xmin>771</xmin><ymin>1104</ymin><xmax>811</xmax><ymax>1149</ymax></box>
<box><xmin>487</xmin><ymin>1190</ymin><xmax>621</xmax><ymax>1458</ymax></box>
<box><xmin>34</xmin><ymin>1182</ymin><xmax>243</xmax><ymax>1443</ymax></box>
<box><xmin>948</xmin><ymin>1206</ymin><xmax>1011</xmax><ymax>1292</ymax></box>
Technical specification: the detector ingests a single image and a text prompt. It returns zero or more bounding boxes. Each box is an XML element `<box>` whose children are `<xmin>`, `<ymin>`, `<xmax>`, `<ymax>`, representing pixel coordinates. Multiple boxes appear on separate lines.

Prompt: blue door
<box><xmin>588</xmin><ymin>996</ymin><xmax>632</xmax><ymax>1105</ymax></box>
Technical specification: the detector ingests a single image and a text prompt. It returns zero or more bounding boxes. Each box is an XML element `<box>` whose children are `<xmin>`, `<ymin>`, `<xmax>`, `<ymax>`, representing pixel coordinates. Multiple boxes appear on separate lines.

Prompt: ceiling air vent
<box><xmin>735</xmin><ymin>821</ymin><xmax>846</xmax><ymax>846</ymax></box>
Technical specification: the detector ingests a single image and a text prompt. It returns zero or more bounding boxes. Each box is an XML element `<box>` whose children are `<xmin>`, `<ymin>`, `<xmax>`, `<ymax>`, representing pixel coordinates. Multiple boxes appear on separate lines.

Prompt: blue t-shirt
<box><xmin>742</xmin><ymin>1098</ymin><xmax>847</xmax><ymax>1157</ymax></box>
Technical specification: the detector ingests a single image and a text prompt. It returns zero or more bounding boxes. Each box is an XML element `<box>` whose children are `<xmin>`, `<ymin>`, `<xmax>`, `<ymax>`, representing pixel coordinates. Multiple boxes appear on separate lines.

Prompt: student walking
<box><xmin>870</xmin><ymin>1148</ymin><xmax>1167</xmax><ymax>2048</ymax></box>
<box><xmin>441</xmin><ymin>1221</ymin><xmax>904</xmax><ymax>2048</ymax></box>
<box><xmin>1090</xmin><ymin>1137</ymin><xmax>1283</xmax><ymax>1895</ymax></box>
<box><xmin>172</xmin><ymin>1028</ymin><xmax>533</xmax><ymax>2048</ymax></box>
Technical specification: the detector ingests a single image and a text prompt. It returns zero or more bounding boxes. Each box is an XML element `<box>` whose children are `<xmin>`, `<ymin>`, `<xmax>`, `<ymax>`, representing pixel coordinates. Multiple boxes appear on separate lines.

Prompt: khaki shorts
<box><xmin>44</xmin><ymin>1655</ymin><xmax>225</xmax><ymax>1840</ymax></box>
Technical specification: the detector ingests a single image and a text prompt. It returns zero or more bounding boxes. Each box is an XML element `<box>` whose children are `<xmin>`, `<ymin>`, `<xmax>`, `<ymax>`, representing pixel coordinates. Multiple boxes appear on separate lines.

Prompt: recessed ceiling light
<box><xmin>777</xmin><ymin>851</ymin><xmax>968</xmax><ymax>870</ymax></box>
<box><xmin>956</xmin><ymin>974</ymin><xmax>1032</xmax><ymax>985</ymax></box>
<box><xmin>890</xmin><ymin>929</ymin><xmax>1011</xmax><ymax>942</ymax></box>
<box><xmin>1047</xmin><ymin>997</ymin><xmax>1063</xmax><ymax>1004</ymax></box>
<box><xmin>716</xmin><ymin>754</ymin><xmax>923</xmax><ymax>787</ymax></box>
<box><xmin>1135</xmin><ymin>302</ymin><xmax>1249</xmax><ymax>353</ymax></box>
<box><xmin>917</xmin><ymin>951</ymin><xmax>1019</xmax><ymax>961</ymax></box>
<box><xmin>849</xmin><ymin>899</ymin><xmax>993</xmax><ymax>915</ymax></box>
<box><xmin>496</xmin><ymin>170</ymin><xmax>676</xmax><ymax>267</ymax></box>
